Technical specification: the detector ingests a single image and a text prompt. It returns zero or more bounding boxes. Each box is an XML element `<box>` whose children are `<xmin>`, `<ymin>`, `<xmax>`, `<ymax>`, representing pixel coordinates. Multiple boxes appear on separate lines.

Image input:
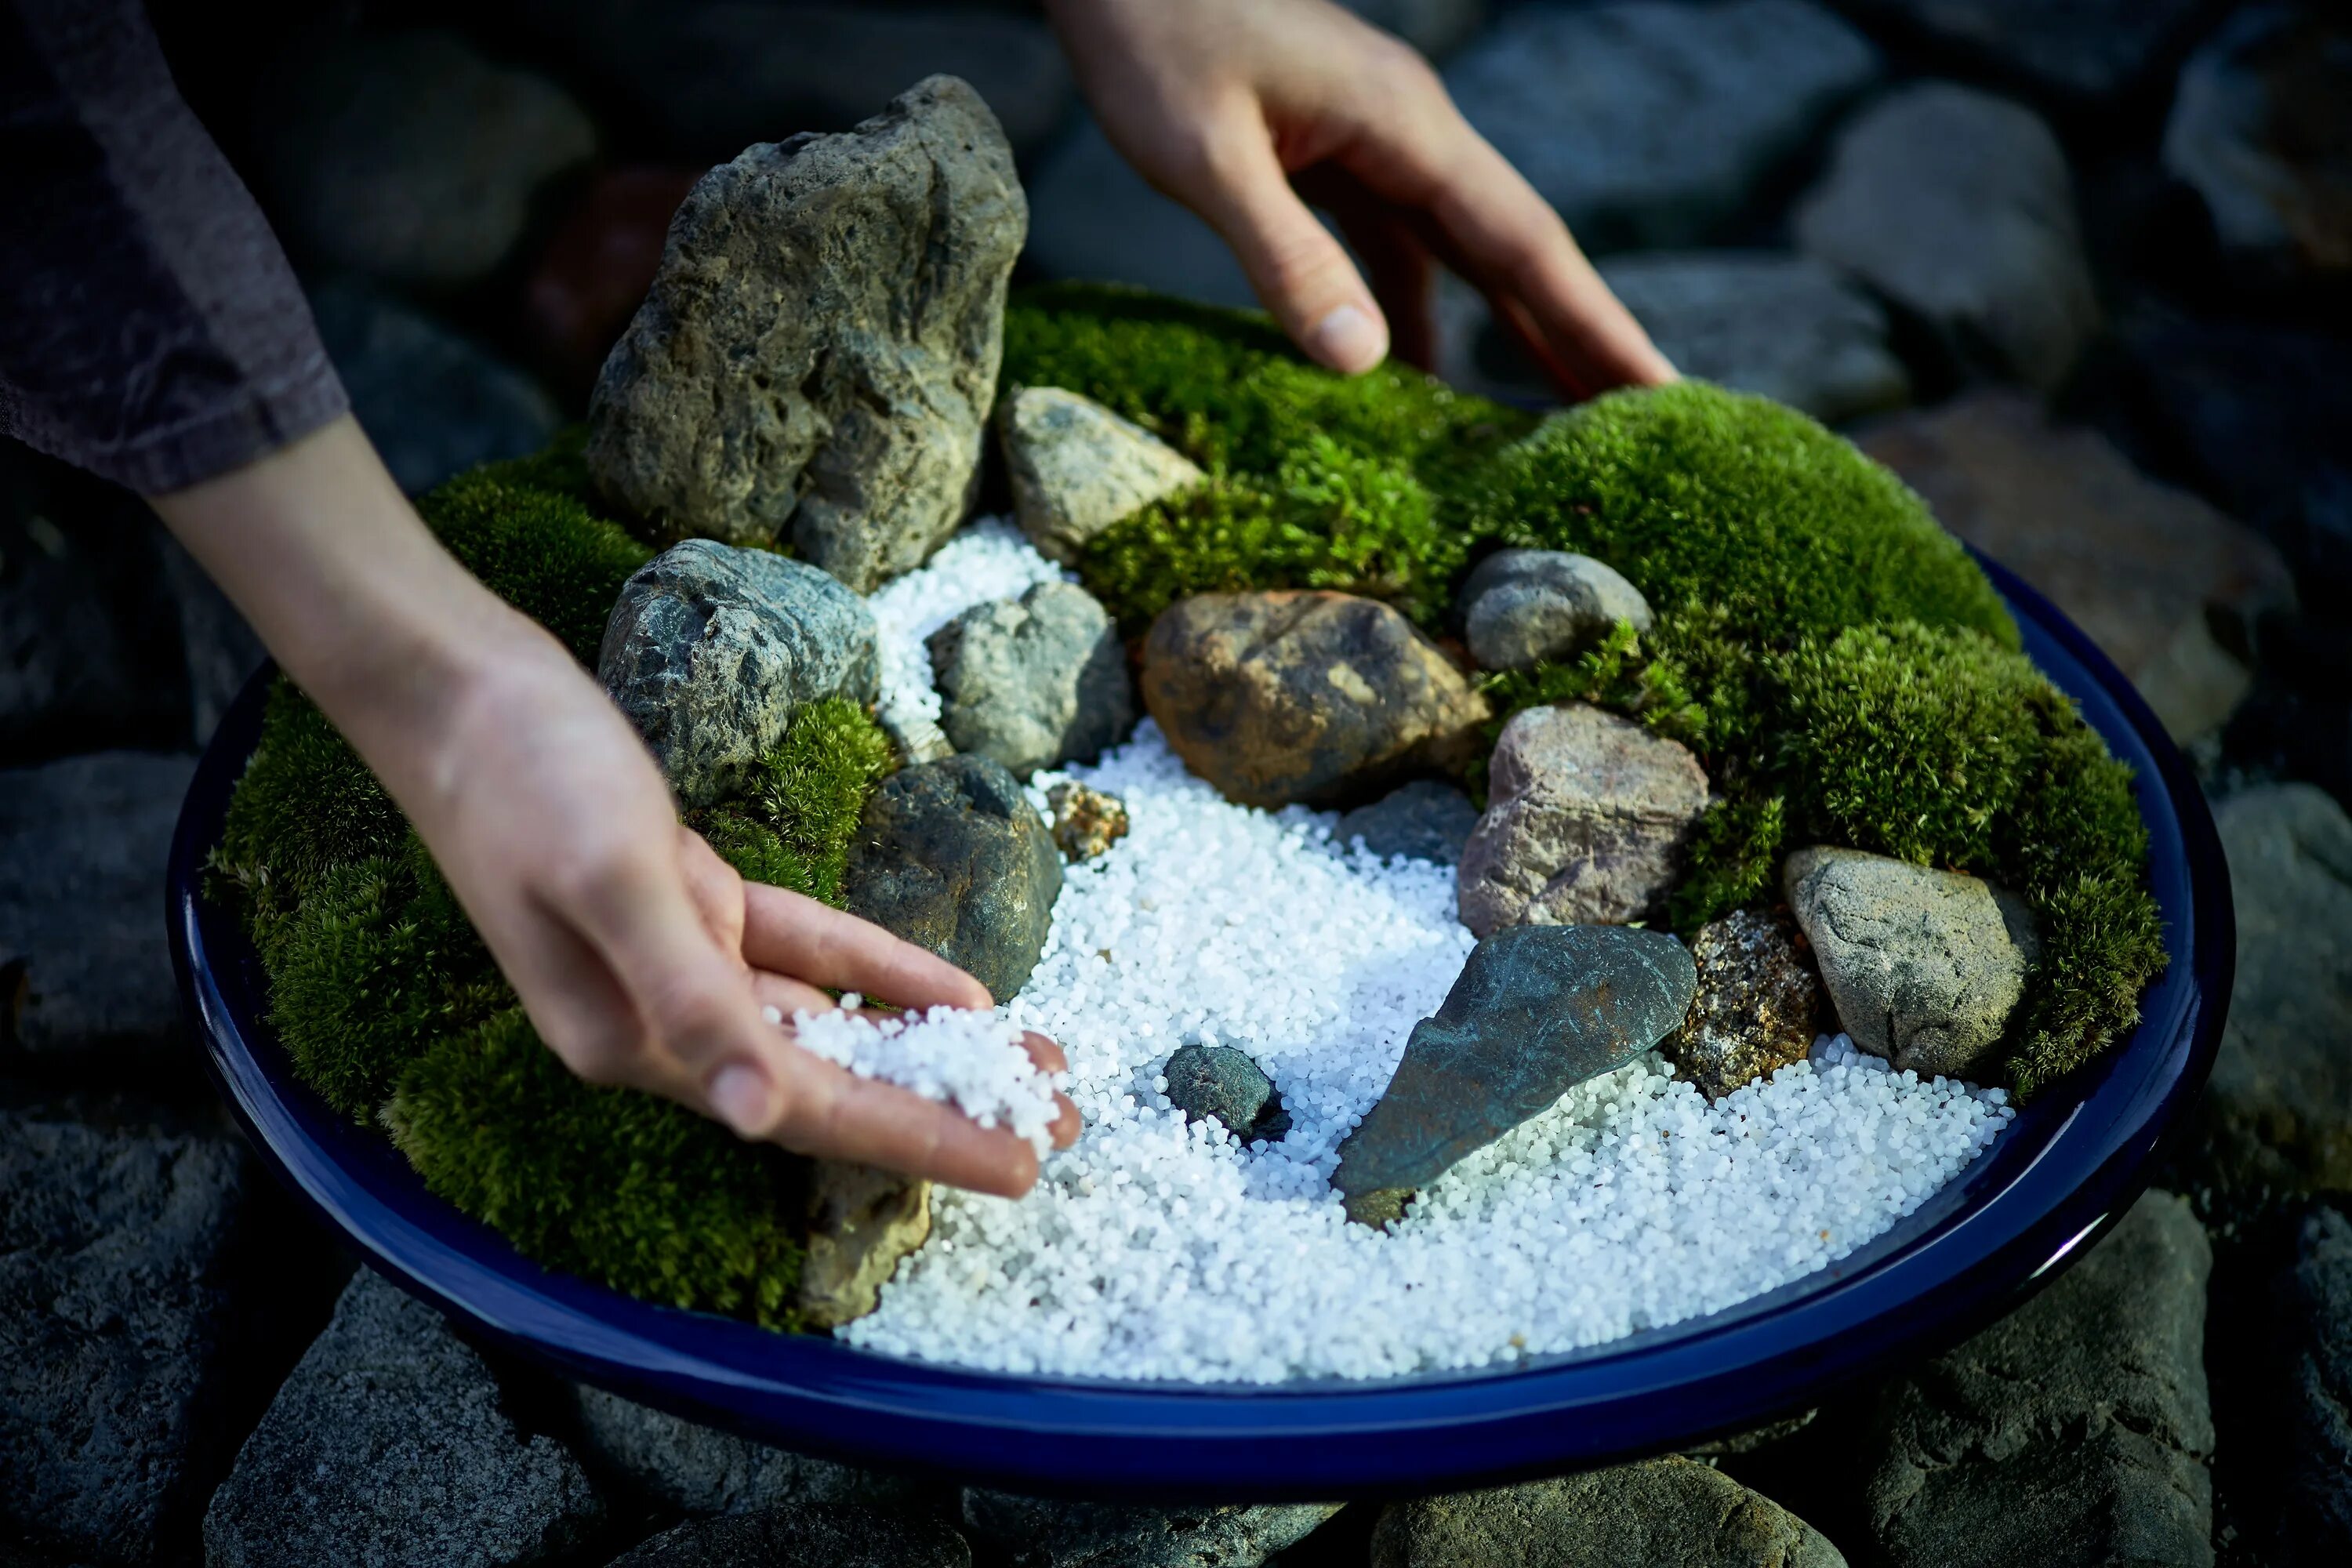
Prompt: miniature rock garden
<box><xmin>210</xmin><ymin>78</ymin><xmax>2163</xmax><ymax>1382</ymax></box>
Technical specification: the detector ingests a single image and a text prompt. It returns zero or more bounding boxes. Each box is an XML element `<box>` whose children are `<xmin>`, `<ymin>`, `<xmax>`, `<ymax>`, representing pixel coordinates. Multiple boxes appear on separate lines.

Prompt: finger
<box><xmin>1184</xmin><ymin>112</ymin><xmax>1388</xmax><ymax>373</ymax></box>
<box><xmin>1311</xmin><ymin>175</ymin><xmax>1437</xmax><ymax>374</ymax></box>
<box><xmin>1050</xmin><ymin>1092</ymin><xmax>1083</xmax><ymax>1150</ymax></box>
<box><xmin>678</xmin><ymin>825</ymin><xmax>748</xmax><ymax>958</ymax></box>
<box><xmin>1015</xmin><ymin>1033</ymin><xmax>1080</xmax><ymax>1149</ymax></box>
<box><xmin>741</xmin><ymin>882</ymin><xmax>995</xmax><ymax>1011</ymax></box>
<box><xmin>482</xmin><ymin>894</ymin><xmax>655</xmax><ymax>1089</ymax></box>
<box><xmin>771</xmin><ymin>1051</ymin><xmax>1044</xmax><ymax>1196</ymax></box>
<box><xmin>750</xmin><ymin>970</ymin><xmax>842</xmax><ymax>1024</ymax></box>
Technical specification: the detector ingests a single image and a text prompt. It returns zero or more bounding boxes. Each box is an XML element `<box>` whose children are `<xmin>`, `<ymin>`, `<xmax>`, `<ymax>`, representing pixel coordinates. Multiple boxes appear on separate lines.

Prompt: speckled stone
<box><xmin>1161</xmin><ymin>1044</ymin><xmax>1291</xmax><ymax>1144</ymax></box>
<box><xmin>1663</xmin><ymin>907</ymin><xmax>1822</xmax><ymax>1099</ymax></box>
<box><xmin>1046</xmin><ymin>781</ymin><xmax>1130</xmax><ymax>862</ymax></box>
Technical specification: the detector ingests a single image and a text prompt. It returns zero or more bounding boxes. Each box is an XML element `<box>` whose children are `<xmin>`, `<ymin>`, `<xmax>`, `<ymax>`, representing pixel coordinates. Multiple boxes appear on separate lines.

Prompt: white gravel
<box><xmin>830</xmin><ymin>524</ymin><xmax>2017</xmax><ymax>1384</ymax></box>
<box><xmin>785</xmin><ymin>1001</ymin><xmax>1066</xmax><ymax>1158</ymax></box>
<box><xmin>865</xmin><ymin>514</ymin><xmax>1071</xmax><ymax>738</ymax></box>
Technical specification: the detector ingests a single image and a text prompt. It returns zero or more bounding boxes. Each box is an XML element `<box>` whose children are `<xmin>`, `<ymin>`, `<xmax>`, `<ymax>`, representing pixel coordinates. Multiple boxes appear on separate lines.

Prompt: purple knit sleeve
<box><xmin>0</xmin><ymin>0</ymin><xmax>348</xmax><ymax>495</ymax></box>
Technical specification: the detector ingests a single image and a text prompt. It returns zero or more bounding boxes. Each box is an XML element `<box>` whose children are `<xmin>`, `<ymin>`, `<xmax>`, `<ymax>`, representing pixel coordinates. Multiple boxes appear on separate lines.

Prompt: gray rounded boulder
<box><xmin>1458</xmin><ymin>549</ymin><xmax>1653</xmax><ymax>672</ymax></box>
<box><xmin>927</xmin><ymin>580</ymin><xmax>1134</xmax><ymax>779</ymax></box>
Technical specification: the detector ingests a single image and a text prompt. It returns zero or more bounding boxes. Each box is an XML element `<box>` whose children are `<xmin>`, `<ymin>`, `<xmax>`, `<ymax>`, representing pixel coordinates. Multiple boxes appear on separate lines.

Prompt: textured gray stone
<box><xmin>1456</xmin><ymin>702</ymin><xmax>1711</xmax><ymax>937</ymax></box>
<box><xmin>1372</xmin><ymin>1457</ymin><xmax>1846</xmax><ymax>1566</ymax></box>
<box><xmin>1336</xmin><ymin>780</ymin><xmax>1480</xmax><ymax>866</ymax></box>
<box><xmin>2269</xmin><ymin>1204</ymin><xmax>2352</xmax><ymax>1564</ymax></box>
<box><xmin>929</xmin><ymin>581</ymin><xmax>1135</xmax><ymax>779</ymax></box>
<box><xmin>1458</xmin><ymin>549</ymin><xmax>1653</xmax><ymax>673</ymax></box>
<box><xmin>1864</xmin><ymin>1191</ymin><xmax>2215</xmax><ymax>1568</ymax></box>
<box><xmin>255</xmin><ymin>27</ymin><xmax>595</xmax><ymax>289</ymax></box>
<box><xmin>1444</xmin><ymin>2</ymin><xmax>1879</xmax><ymax>251</ymax></box>
<box><xmin>998</xmin><ymin>387</ymin><xmax>1206</xmax><ymax>566</ymax></box>
<box><xmin>598</xmin><ymin>539</ymin><xmax>880</xmax><ymax>808</ymax></box>
<box><xmin>842</xmin><ymin>755</ymin><xmax>1063</xmax><ymax>1003</ymax></box>
<box><xmin>1841</xmin><ymin>0</ymin><xmax>2217</xmax><ymax>105</ymax></box>
<box><xmin>1161</xmin><ymin>1044</ymin><xmax>1291</xmax><ymax>1144</ymax></box>
<box><xmin>1597</xmin><ymin>251</ymin><xmax>1911</xmax><ymax>423</ymax></box>
<box><xmin>1795</xmin><ymin>83</ymin><xmax>2098</xmax><ymax>393</ymax></box>
<box><xmin>205</xmin><ymin>1272</ymin><xmax>601</xmax><ymax>1566</ymax></box>
<box><xmin>960</xmin><ymin>1493</ymin><xmax>1341</xmax><ymax>1568</ymax></box>
<box><xmin>2</xmin><ymin>752</ymin><xmax>194</xmax><ymax>1063</ymax></box>
<box><xmin>797</xmin><ymin>1161</ymin><xmax>931</xmax><ymax>1330</ymax></box>
<box><xmin>1784</xmin><ymin>846</ymin><xmax>2038</xmax><ymax>1080</ymax></box>
<box><xmin>1141</xmin><ymin>591</ymin><xmax>1489</xmax><ymax>811</ymax></box>
<box><xmin>609</xmin><ymin>1503</ymin><xmax>971</xmax><ymax>1568</ymax></box>
<box><xmin>1335</xmin><ymin>924</ymin><xmax>1697</xmax><ymax>1201</ymax></box>
<box><xmin>570</xmin><ymin>1384</ymin><xmax>931</xmax><ymax>1518</ymax></box>
<box><xmin>589</xmin><ymin>76</ymin><xmax>1024</xmax><ymax>590</ymax></box>
<box><xmin>1664</xmin><ymin>906</ymin><xmax>1823</xmax><ymax>1101</ymax></box>
<box><xmin>309</xmin><ymin>278</ymin><xmax>563</xmax><ymax>498</ymax></box>
<box><xmin>1</xmin><ymin>1113</ymin><xmax>255</xmax><ymax>1564</ymax></box>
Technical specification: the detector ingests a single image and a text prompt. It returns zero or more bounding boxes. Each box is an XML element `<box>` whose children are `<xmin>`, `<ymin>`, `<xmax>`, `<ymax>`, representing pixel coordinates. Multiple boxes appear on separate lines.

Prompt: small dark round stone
<box><xmin>1161</xmin><ymin>1044</ymin><xmax>1291</xmax><ymax>1142</ymax></box>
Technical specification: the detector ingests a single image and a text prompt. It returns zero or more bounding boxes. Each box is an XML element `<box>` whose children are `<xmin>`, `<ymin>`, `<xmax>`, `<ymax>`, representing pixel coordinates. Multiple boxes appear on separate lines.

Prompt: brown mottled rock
<box><xmin>1455</xmin><ymin>703</ymin><xmax>1710</xmax><ymax>938</ymax></box>
<box><xmin>1047</xmin><ymin>781</ymin><xmax>1129</xmax><ymax>862</ymax></box>
<box><xmin>796</xmin><ymin>1161</ymin><xmax>931</xmax><ymax>1329</ymax></box>
<box><xmin>587</xmin><ymin>76</ymin><xmax>1024</xmax><ymax>590</ymax></box>
<box><xmin>1861</xmin><ymin>392</ymin><xmax>2294</xmax><ymax>742</ymax></box>
<box><xmin>998</xmin><ymin>387</ymin><xmax>1205</xmax><ymax>564</ymax></box>
<box><xmin>1141</xmin><ymin>592</ymin><xmax>1489</xmax><ymax>810</ymax></box>
<box><xmin>1784</xmin><ymin>847</ymin><xmax>2038</xmax><ymax>1080</ymax></box>
<box><xmin>1664</xmin><ymin>907</ymin><xmax>1823</xmax><ymax>1099</ymax></box>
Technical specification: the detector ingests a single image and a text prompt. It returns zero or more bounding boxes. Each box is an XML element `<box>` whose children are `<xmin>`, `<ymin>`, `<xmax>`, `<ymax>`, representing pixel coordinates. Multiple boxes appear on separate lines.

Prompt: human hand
<box><xmin>153</xmin><ymin>417</ymin><xmax>1080</xmax><ymax>1196</ymax></box>
<box><xmin>1043</xmin><ymin>0</ymin><xmax>1676</xmax><ymax>396</ymax></box>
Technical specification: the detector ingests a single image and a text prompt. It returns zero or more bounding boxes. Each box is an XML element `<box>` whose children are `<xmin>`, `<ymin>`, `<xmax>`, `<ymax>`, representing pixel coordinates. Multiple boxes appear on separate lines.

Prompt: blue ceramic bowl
<box><xmin>169</xmin><ymin>554</ymin><xmax>2230</xmax><ymax>1501</ymax></box>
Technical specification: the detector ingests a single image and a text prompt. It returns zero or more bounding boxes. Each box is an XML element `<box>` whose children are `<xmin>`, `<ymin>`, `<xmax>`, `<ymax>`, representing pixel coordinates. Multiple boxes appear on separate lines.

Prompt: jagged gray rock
<box><xmin>998</xmin><ymin>387</ymin><xmax>1205</xmax><ymax>565</ymax></box>
<box><xmin>929</xmin><ymin>581</ymin><xmax>1134</xmax><ymax>779</ymax></box>
<box><xmin>570</xmin><ymin>1384</ymin><xmax>931</xmax><ymax>1518</ymax></box>
<box><xmin>588</xmin><ymin>75</ymin><xmax>1024</xmax><ymax>590</ymax></box>
<box><xmin>608</xmin><ymin>1503</ymin><xmax>971</xmax><ymax>1568</ymax></box>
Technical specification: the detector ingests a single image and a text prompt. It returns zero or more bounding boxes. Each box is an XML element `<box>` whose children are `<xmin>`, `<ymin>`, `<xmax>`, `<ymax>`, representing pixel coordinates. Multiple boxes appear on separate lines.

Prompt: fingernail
<box><xmin>709</xmin><ymin>1063</ymin><xmax>771</xmax><ymax>1135</ymax></box>
<box><xmin>1308</xmin><ymin>303</ymin><xmax>1387</xmax><ymax>373</ymax></box>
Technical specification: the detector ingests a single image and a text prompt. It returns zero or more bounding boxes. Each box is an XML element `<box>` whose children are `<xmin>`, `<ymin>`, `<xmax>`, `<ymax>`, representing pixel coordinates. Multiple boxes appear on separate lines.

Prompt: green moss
<box><xmin>387</xmin><ymin>1009</ymin><xmax>809</xmax><ymax>1326</ymax></box>
<box><xmin>1670</xmin><ymin>793</ymin><xmax>1789</xmax><ymax>932</ymax></box>
<box><xmin>694</xmin><ymin>698</ymin><xmax>895</xmax><ymax>904</ymax></box>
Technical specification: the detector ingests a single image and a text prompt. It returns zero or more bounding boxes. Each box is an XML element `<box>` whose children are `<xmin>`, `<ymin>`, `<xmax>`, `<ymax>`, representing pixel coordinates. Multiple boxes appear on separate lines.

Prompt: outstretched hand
<box><xmin>1045</xmin><ymin>0</ymin><xmax>1676</xmax><ymax>396</ymax></box>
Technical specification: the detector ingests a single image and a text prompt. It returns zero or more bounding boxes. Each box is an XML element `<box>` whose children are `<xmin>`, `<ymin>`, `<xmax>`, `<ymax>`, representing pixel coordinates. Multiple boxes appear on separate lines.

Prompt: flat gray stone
<box><xmin>998</xmin><ymin>387</ymin><xmax>1205</xmax><ymax>566</ymax></box>
<box><xmin>1456</xmin><ymin>703</ymin><xmax>1710</xmax><ymax>937</ymax></box>
<box><xmin>589</xmin><ymin>75</ymin><xmax>1024</xmax><ymax>590</ymax></box>
<box><xmin>1336</xmin><ymin>780</ymin><xmax>1481</xmax><ymax>866</ymax></box>
<box><xmin>960</xmin><ymin>1492</ymin><xmax>1341</xmax><ymax>1568</ymax></box>
<box><xmin>1372</xmin><ymin>1456</ymin><xmax>1846</xmax><ymax>1566</ymax></box>
<box><xmin>570</xmin><ymin>1384</ymin><xmax>931</xmax><ymax>1518</ymax></box>
<box><xmin>608</xmin><ymin>1503</ymin><xmax>971</xmax><ymax>1568</ymax></box>
<box><xmin>1795</xmin><ymin>82</ymin><xmax>2098</xmax><ymax>392</ymax></box>
<box><xmin>1444</xmin><ymin>1</ymin><xmax>1880</xmax><ymax>251</ymax></box>
<box><xmin>2</xmin><ymin>1113</ymin><xmax>253</xmax><ymax>1563</ymax></box>
<box><xmin>1864</xmin><ymin>1190</ymin><xmax>2215</xmax><ymax>1568</ymax></box>
<box><xmin>598</xmin><ymin>539</ymin><xmax>880</xmax><ymax>808</ymax></box>
<box><xmin>1457</xmin><ymin>549</ymin><xmax>1653</xmax><ymax>673</ymax></box>
<box><xmin>1784</xmin><ymin>846</ymin><xmax>2038</xmax><ymax>1080</ymax></box>
<box><xmin>1334</xmin><ymin>924</ymin><xmax>1697</xmax><ymax>1200</ymax></box>
<box><xmin>1597</xmin><ymin>251</ymin><xmax>1911</xmax><ymax>423</ymax></box>
<box><xmin>929</xmin><ymin>581</ymin><xmax>1134</xmax><ymax>779</ymax></box>
<box><xmin>841</xmin><ymin>755</ymin><xmax>1063</xmax><ymax>1004</ymax></box>
<box><xmin>2</xmin><ymin>751</ymin><xmax>195</xmax><ymax>1062</ymax></box>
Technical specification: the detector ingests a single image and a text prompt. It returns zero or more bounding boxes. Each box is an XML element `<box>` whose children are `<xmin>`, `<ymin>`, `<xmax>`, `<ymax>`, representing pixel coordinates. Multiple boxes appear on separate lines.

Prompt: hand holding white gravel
<box><xmin>783</xmin><ymin>1000</ymin><xmax>1075</xmax><ymax>1160</ymax></box>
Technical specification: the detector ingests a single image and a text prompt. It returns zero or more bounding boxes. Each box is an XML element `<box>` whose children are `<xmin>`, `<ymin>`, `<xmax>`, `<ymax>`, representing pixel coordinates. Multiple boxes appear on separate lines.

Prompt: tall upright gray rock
<box><xmin>588</xmin><ymin>75</ymin><xmax>1025</xmax><ymax>590</ymax></box>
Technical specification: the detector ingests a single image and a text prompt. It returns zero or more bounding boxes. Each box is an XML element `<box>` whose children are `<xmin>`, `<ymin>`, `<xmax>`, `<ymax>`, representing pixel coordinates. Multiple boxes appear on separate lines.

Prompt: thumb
<box><xmin>1193</xmin><ymin>128</ymin><xmax>1388</xmax><ymax>374</ymax></box>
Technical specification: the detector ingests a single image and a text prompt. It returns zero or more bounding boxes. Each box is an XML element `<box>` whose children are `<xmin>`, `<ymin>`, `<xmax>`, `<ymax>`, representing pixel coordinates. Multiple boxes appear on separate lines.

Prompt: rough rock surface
<box><xmin>2164</xmin><ymin>5</ymin><xmax>2352</xmax><ymax>287</ymax></box>
<box><xmin>1</xmin><ymin>1113</ymin><xmax>254</xmax><ymax>1563</ymax></box>
<box><xmin>1456</xmin><ymin>702</ymin><xmax>1711</xmax><ymax>937</ymax></box>
<box><xmin>1161</xmin><ymin>1044</ymin><xmax>1291</xmax><ymax>1144</ymax></box>
<box><xmin>203</xmin><ymin>1271</ymin><xmax>602</xmax><ymax>1567</ymax></box>
<box><xmin>310</xmin><ymin>278</ymin><xmax>563</xmax><ymax>498</ymax></box>
<box><xmin>2</xmin><ymin>751</ymin><xmax>194</xmax><ymax>1061</ymax></box>
<box><xmin>797</xmin><ymin>1160</ymin><xmax>931</xmax><ymax>1330</ymax></box>
<box><xmin>1458</xmin><ymin>549</ymin><xmax>1653</xmax><ymax>672</ymax></box>
<box><xmin>1860</xmin><ymin>392</ymin><xmax>2294</xmax><ymax>742</ymax></box>
<box><xmin>255</xmin><ymin>28</ymin><xmax>595</xmax><ymax>289</ymax></box>
<box><xmin>960</xmin><ymin>1493</ymin><xmax>1341</xmax><ymax>1568</ymax></box>
<box><xmin>929</xmin><ymin>581</ymin><xmax>1134</xmax><ymax>778</ymax></box>
<box><xmin>1444</xmin><ymin>1</ymin><xmax>1879</xmax><ymax>251</ymax></box>
<box><xmin>608</xmin><ymin>1502</ymin><xmax>972</xmax><ymax>1568</ymax></box>
<box><xmin>1371</xmin><ymin>1457</ymin><xmax>1846</xmax><ymax>1567</ymax></box>
<box><xmin>841</xmin><ymin>755</ymin><xmax>1063</xmax><ymax>1003</ymax></box>
<box><xmin>880</xmin><ymin>708</ymin><xmax>958</xmax><ymax>768</ymax></box>
<box><xmin>1142</xmin><ymin>591</ymin><xmax>1488</xmax><ymax>811</ymax></box>
<box><xmin>570</xmin><ymin>1385</ymin><xmax>930</xmax><ymax>1518</ymax></box>
<box><xmin>598</xmin><ymin>539</ymin><xmax>880</xmax><ymax>808</ymax></box>
<box><xmin>1838</xmin><ymin>0</ymin><xmax>2213</xmax><ymax>104</ymax></box>
<box><xmin>998</xmin><ymin>387</ymin><xmax>1206</xmax><ymax>565</ymax></box>
<box><xmin>1784</xmin><ymin>847</ymin><xmax>2038</xmax><ymax>1080</ymax></box>
<box><xmin>588</xmin><ymin>76</ymin><xmax>1024</xmax><ymax>590</ymax></box>
<box><xmin>1336</xmin><ymin>780</ymin><xmax>1481</xmax><ymax>866</ymax></box>
<box><xmin>2268</xmin><ymin>1203</ymin><xmax>2352</xmax><ymax>1563</ymax></box>
<box><xmin>1334</xmin><ymin>924</ymin><xmax>1697</xmax><ymax>1203</ymax></box>
<box><xmin>1047</xmin><ymin>781</ymin><xmax>1131</xmax><ymax>862</ymax></box>
<box><xmin>2180</xmin><ymin>786</ymin><xmax>2352</xmax><ymax>1207</ymax></box>
<box><xmin>1795</xmin><ymin>83</ymin><xmax>2098</xmax><ymax>392</ymax></box>
<box><xmin>1663</xmin><ymin>907</ymin><xmax>1823</xmax><ymax>1100</ymax></box>
<box><xmin>1863</xmin><ymin>1190</ymin><xmax>2215</xmax><ymax>1568</ymax></box>
<box><xmin>1598</xmin><ymin>251</ymin><xmax>1911</xmax><ymax>423</ymax></box>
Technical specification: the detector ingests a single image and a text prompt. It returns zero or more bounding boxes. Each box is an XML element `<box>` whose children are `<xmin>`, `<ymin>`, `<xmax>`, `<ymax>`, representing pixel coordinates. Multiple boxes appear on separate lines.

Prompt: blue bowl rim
<box><xmin>169</xmin><ymin>550</ymin><xmax>2232</xmax><ymax>1501</ymax></box>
